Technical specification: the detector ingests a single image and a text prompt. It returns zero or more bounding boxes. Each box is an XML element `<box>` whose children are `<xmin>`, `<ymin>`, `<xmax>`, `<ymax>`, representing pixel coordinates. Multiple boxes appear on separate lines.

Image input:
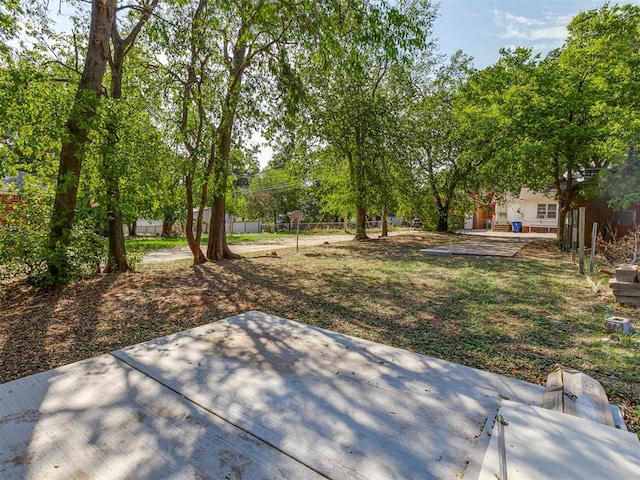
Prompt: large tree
<box><xmin>302</xmin><ymin>0</ymin><xmax>435</xmax><ymax>240</ymax></box>
<box><xmin>475</xmin><ymin>4</ymin><xmax>640</xmax><ymax>241</ymax></box>
<box><xmin>411</xmin><ymin>51</ymin><xmax>480</xmax><ymax>232</ymax></box>
<box><xmin>102</xmin><ymin>0</ymin><xmax>158</xmax><ymax>272</ymax></box>
<box><xmin>0</xmin><ymin>0</ymin><xmax>20</xmax><ymax>53</ymax></box>
<box><xmin>203</xmin><ymin>0</ymin><xmax>325</xmax><ymax>260</ymax></box>
<box><xmin>48</xmin><ymin>0</ymin><xmax>115</xmax><ymax>281</ymax></box>
<box><xmin>539</xmin><ymin>3</ymin><xmax>640</xmax><ymax>240</ymax></box>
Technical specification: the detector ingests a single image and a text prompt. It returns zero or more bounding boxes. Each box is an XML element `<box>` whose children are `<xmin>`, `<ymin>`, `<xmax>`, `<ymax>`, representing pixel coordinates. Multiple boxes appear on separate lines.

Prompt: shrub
<box><xmin>0</xmin><ymin>191</ymin><xmax>106</xmax><ymax>284</ymax></box>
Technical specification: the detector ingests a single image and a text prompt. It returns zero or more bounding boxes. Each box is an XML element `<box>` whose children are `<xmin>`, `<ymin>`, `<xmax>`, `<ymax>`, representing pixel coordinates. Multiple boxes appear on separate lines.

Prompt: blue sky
<box><xmin>432</xmin><ymin>0</ymin><xmax>609</xmax><ymax>68</ymax></box>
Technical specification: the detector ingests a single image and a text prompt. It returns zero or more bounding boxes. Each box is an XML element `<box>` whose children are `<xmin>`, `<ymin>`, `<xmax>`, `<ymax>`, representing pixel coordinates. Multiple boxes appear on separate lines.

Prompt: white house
<box><xmin>494</xmin><ymin>187</ymin><xmax>558</xmax><ymax>233</ymax></box>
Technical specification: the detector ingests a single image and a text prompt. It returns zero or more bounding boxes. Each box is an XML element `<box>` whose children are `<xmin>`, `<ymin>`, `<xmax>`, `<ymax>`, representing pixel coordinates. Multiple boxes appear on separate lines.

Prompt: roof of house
<box><xmin>519</xmin><ymin>187</ymin><xmax>555</xmax><ymax>201</ymax></box>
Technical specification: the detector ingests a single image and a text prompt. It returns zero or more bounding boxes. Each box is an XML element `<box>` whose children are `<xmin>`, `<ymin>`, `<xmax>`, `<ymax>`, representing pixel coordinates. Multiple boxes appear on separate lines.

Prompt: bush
<box><xmin>0</xmin><ymin>189</ymin><xmax>51</xmax><ymax>282</ymax></box>
<box><xmin>0</xmin><ymin>193</ymin><xmax>106</xmax><ymax>284</ymax></box>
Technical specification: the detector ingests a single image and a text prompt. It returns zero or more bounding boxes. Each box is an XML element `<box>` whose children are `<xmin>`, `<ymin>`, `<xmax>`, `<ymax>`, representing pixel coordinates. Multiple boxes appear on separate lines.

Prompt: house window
<box><xmin>547</xmin><ymin>204</ymin><xmax>556</xmax><ymax>219</ymax></box>
<box><xmin>537</xmin><ymin>204</ymin><xmax>556</xmax><ymax>219</ymax></box>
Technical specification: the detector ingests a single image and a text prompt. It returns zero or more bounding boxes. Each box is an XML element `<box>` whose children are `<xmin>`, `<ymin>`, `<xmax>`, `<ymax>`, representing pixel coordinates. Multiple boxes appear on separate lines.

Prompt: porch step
<box><xmin>492</xmin><ymin>224</ymin><xmax>510</xmax><ymax>232</ymax></box>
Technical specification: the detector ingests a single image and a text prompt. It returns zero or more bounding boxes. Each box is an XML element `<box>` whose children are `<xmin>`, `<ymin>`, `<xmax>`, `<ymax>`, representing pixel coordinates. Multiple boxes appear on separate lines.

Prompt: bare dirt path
<box><xmin>143</xmin><ymin>231</ymin><xmax>408</xmax><ymax>263</ymax></box>
<box><xmin>142</xmin><ymin>229</ymin><xmax>555</xmax><ymax>263</ymax></box>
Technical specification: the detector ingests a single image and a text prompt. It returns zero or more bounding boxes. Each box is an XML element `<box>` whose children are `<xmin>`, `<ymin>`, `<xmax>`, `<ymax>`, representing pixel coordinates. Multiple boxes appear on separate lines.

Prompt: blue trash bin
<box><xmin>512</xmin><ymin>221</ymin><xmax>522</xmax><ymax>233</ymax></box>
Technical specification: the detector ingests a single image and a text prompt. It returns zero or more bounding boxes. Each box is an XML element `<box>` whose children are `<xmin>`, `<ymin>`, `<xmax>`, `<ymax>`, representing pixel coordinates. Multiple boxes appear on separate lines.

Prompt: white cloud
<box><xmin>493</xmin><ymin>9</ymin><xmax>569</xmax><ymax>41</ymax></box>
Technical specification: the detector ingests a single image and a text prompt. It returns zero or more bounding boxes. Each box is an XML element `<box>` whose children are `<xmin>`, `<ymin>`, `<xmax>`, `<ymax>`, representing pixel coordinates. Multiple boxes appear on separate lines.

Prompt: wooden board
<box><xmin>112</xmin><ymin>311</ymin><xmax>543</xmax><ymax>480</ymax></box>
<box><xmin>0</xmin><ymin>354</ymin><xmax>324</xmax><ymax>479</ymax></box>
<box><xmin>476</xmin><ymin>400</ymin><xmax>640</xmax><ymax>479</ymax></box>
<box><xmin>542</xmin><ymin>365</ymin><xmax>615</xmax><ymax>427</ymax></box>
<box><xmin>609</xmin><ymin>279</ymin><xmax>640</xmax><ymax>296</ymax></box>
<box><xmin>612</xmin><ymin>296</ymin><xmax>640</xmax><ymax>306</ymax></box>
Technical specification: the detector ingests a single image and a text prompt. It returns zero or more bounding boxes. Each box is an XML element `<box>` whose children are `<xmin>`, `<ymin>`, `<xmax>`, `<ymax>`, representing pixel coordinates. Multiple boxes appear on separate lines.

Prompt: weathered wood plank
<box><xmin>609</xmin><ymin>279</ymin><xmax>640</xmax><ymax>297</ymax></box>
<box><xmin>614</xmin><ymin>295</ymin><xmax>640</xmax><ymax>306</ymax></box>
<box><xmin>610</xmin><ymin>288</ymin><xmax>640</xmax><ymax>297</ymax></box>
<box><xmin>613</xmin><ymin>296</ymin><xmax>640</xmax><ymax>305</ymax></box>
<box><xmin>0</xmin><ymin>354</ymin><xmax>324</xmax><ymax>480</ymax></box>
<box><xmin>113</xmin><ymin>311</ymin><xmax>543</xmax><ymax>480</ymax></box>
<box><xmin>542</xmin><ymin>365</ymin><xmax>615</xmax><ymax>427</ymax></box>
<box><xmin>610</xmin><ymin>277</ymin><xmax>640</xmax><ymax>304</ymax></box>
<box><xmin>542</xmin><ymin>367</ymin><xmax>564</xmax><ymax>413</ymax></box>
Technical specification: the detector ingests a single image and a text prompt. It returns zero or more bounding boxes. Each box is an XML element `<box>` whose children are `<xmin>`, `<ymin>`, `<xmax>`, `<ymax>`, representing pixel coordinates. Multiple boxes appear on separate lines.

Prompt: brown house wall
<box><xmin>617</xmin><ymin>204</ymin><xmax>640</xmax><ymax>238</ymax></box>
<box><xmin>472</xmin><ymin>204</ymin><xmax>493</xmax><ymax>229</ymax></box>
<box><xmin>571</xmin><ymin>198</ymin><xmax>640</xmax><ymax>246</ymax></box>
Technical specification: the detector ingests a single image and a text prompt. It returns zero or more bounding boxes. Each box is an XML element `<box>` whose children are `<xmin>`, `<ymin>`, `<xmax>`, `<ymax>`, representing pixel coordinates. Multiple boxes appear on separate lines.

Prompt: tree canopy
<box><xmin>2</xmin><ymin>1</ymin><xmax>639</xmax><ymax>282</ymax></box>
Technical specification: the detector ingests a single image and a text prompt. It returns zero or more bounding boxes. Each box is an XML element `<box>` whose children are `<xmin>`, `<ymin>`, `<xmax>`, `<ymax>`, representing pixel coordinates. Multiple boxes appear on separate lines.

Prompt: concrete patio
<box><xmin>420</xmin><ymin>236</ymin><xmax>533</xmax><ymax>257</ymax></box>
<box><xmin>1</xmin><ymin>311</ymin><xmax>638</xmax><ymax>479</ymax></box>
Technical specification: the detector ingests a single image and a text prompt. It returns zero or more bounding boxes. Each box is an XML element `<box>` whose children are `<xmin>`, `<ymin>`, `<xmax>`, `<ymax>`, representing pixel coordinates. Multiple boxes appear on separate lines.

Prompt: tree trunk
<box><xmin>380</xmin><ymin>204</ymin><xmax>388</xmax><ymax>237</ymax></box>
<box><xmin>105</xmin><ymin>177</ymin><xmax>129</xmax><ymax>272</ymax></box>
<box><xmin>355</xmin><ymin>203</ymin><xmax>368</xmax><ymax>240</ymax></box>
<box><xmin>103</xmin><ymin>0</ymin><xmax>158</xmax><ymax>273</ymax></box>
<box><xmin>554</xmin><ymin>163</ymin><xmax>575</xmax><ymax>245</ymax></box>
<box><xmin>347</xmin><ymin>150</ymin><xmax>369</xmax><ymax>241</ymax></box>
<box><xmin>557</xmin><ymin>206</ymin><xmax>567</xmax><ymax>244</ymax></box>
<box><xmin>436</xmin><ymin>206</ymin><xmax>449</xmax><ymax>232</ymax></box>
<box><xmin>104</xmin><ymin>46</ymin><xmax>129</xmax><ymax>273</ymax></box>
<box><xmin>206</xmin><ymin>35</ymin><xmax>246</xmax><ymax>261</ymax></box>
<box><xmin>48</xmin><ymin>0</ymin><xmax>115</xmax><ymax>281</ymax></box>
<box><xmin>557</xmin><ymin>199</ymin><xmax>574</xmax><ymax>246</ymax></box>
<box><xmin>207</xmin><ymin>194</ymin><xmax>240</xmax><ymax>260</ymax></box>
<box><xmin>102</xmin><ymin>99</ymin><xmax>129</xmax><ymax>272</ymax></box>
<box><xmin>185</xmin><ymin>173</ymin><xmax>207</xmax><ymax>264</ymax></box>
<box><xmin>129</xmin><ymin>221</ymin><xmax>137</xmax><ymax>236</ymax></box>
<box><xmin>162</xmin><ymin>220</ymin><xmax>172</xmax><ymax>236</ymax></box>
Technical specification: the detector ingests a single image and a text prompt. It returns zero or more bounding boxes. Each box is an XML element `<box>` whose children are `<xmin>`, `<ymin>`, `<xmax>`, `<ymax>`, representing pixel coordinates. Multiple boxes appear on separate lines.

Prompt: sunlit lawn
<box><xmin>123</xmin><ymin>230</ymin><xmax>359</xmax><ymax>253</ymax></box>
<box><xmin>2</xmin><ymin>232</ymin><xmax>638</xmax><ymax>434</ymax></box>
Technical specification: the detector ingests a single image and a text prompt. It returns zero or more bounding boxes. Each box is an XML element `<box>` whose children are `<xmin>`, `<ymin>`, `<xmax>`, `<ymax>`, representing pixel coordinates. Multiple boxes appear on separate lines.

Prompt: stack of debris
<box><xmin>610</xmin><ymin>264</ymin><xmax>640</xmax><ymax>305</ymax></box>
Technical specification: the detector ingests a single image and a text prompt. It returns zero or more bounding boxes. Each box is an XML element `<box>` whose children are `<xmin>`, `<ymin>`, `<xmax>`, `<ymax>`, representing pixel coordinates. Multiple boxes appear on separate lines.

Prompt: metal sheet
<box><xmin>476</xmin><ymin>400</ymin><xmax>640</xmax><ymax>479</ymax></box>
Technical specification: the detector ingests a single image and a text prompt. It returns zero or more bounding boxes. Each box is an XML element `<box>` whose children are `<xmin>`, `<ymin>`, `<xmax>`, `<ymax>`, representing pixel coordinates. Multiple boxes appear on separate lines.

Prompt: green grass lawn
<box><xmin>124</xmin><ymin>235</ymin><xmax>191</xmax><ymax>253</ymax></box>
<box><xmin>2</xmin><ymin>232</ymin><xmax>639</xmax><ymax>433</ymax></box>
<box><xmin>124</xmin><ymin>230</ymin><xmax>356</xmax><ymax>252</ymax></box>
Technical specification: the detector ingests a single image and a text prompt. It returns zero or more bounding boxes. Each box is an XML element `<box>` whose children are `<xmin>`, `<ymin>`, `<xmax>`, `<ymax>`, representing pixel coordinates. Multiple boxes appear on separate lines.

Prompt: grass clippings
<box><xmin>1</xmin><ymin>232</ymin><xmax>638</xmax><ymax>433</ymax></box>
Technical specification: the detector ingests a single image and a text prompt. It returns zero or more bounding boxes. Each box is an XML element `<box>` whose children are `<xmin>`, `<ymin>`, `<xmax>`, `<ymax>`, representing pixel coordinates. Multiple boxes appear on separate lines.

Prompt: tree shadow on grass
<box><xmin>0</xmin><ymin>274</ymin><xmax>120</xmax><ymax>383</ymax></box>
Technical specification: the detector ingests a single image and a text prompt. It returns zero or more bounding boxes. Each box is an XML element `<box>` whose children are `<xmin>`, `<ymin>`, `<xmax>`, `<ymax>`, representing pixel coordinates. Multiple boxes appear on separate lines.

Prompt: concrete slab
<box><xmin>425</xmin><ymin>237</ymin><xmax>532</xmax><ymax>257</ymax></box>
<box><xmin>419</xmin><ymin>249</ymin><xmax>452</xmax><ymax>256</ymax></box>
<box><xmin>455</xmin><ymin>229</ymin><xmax>556</xmax><ymax>239</ymax></box>
<box><xmin>2</xmin><ymin>311</ymin><xmax>547</xmax><ymax>479</ymax></box>
<box><xmin>112</xmin><ymin>312</ymin><xmax>543</xmax><ymax>479</ymax></box>
<box><xmin>0</xmin><ymin>353</ymin><xmax>323</xmax><ymax>479</ymax></box>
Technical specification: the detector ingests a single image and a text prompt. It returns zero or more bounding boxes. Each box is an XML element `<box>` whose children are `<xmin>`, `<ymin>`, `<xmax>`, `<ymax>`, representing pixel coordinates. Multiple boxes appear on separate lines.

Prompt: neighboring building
<box><xmin>1</xmin><ymin>172</ymin><xmax>23</xmax><ymax>222</ymax></box>
<box><xmin>464</xmin><ymin>187</ymin><xmax>558</xmax><ymax>233</ymax></box>
<box><xmin>493</xmin><ymin>188</ymin><xmax>558</xmax><ymax>233</ymax></box>
<box><xmin>488</xmin><ymin>187</ymin><xmax>638</xmax><ymax>244</ymax></box>
<box><xmin>464</xmin><ymin>194</ymin><xmax>494</xmax><ymax>230</ymax></box>
<box><xmin>570</xmin><ymin>197</ymin><xmax>640</xmax><ymax>246</ymax></box>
